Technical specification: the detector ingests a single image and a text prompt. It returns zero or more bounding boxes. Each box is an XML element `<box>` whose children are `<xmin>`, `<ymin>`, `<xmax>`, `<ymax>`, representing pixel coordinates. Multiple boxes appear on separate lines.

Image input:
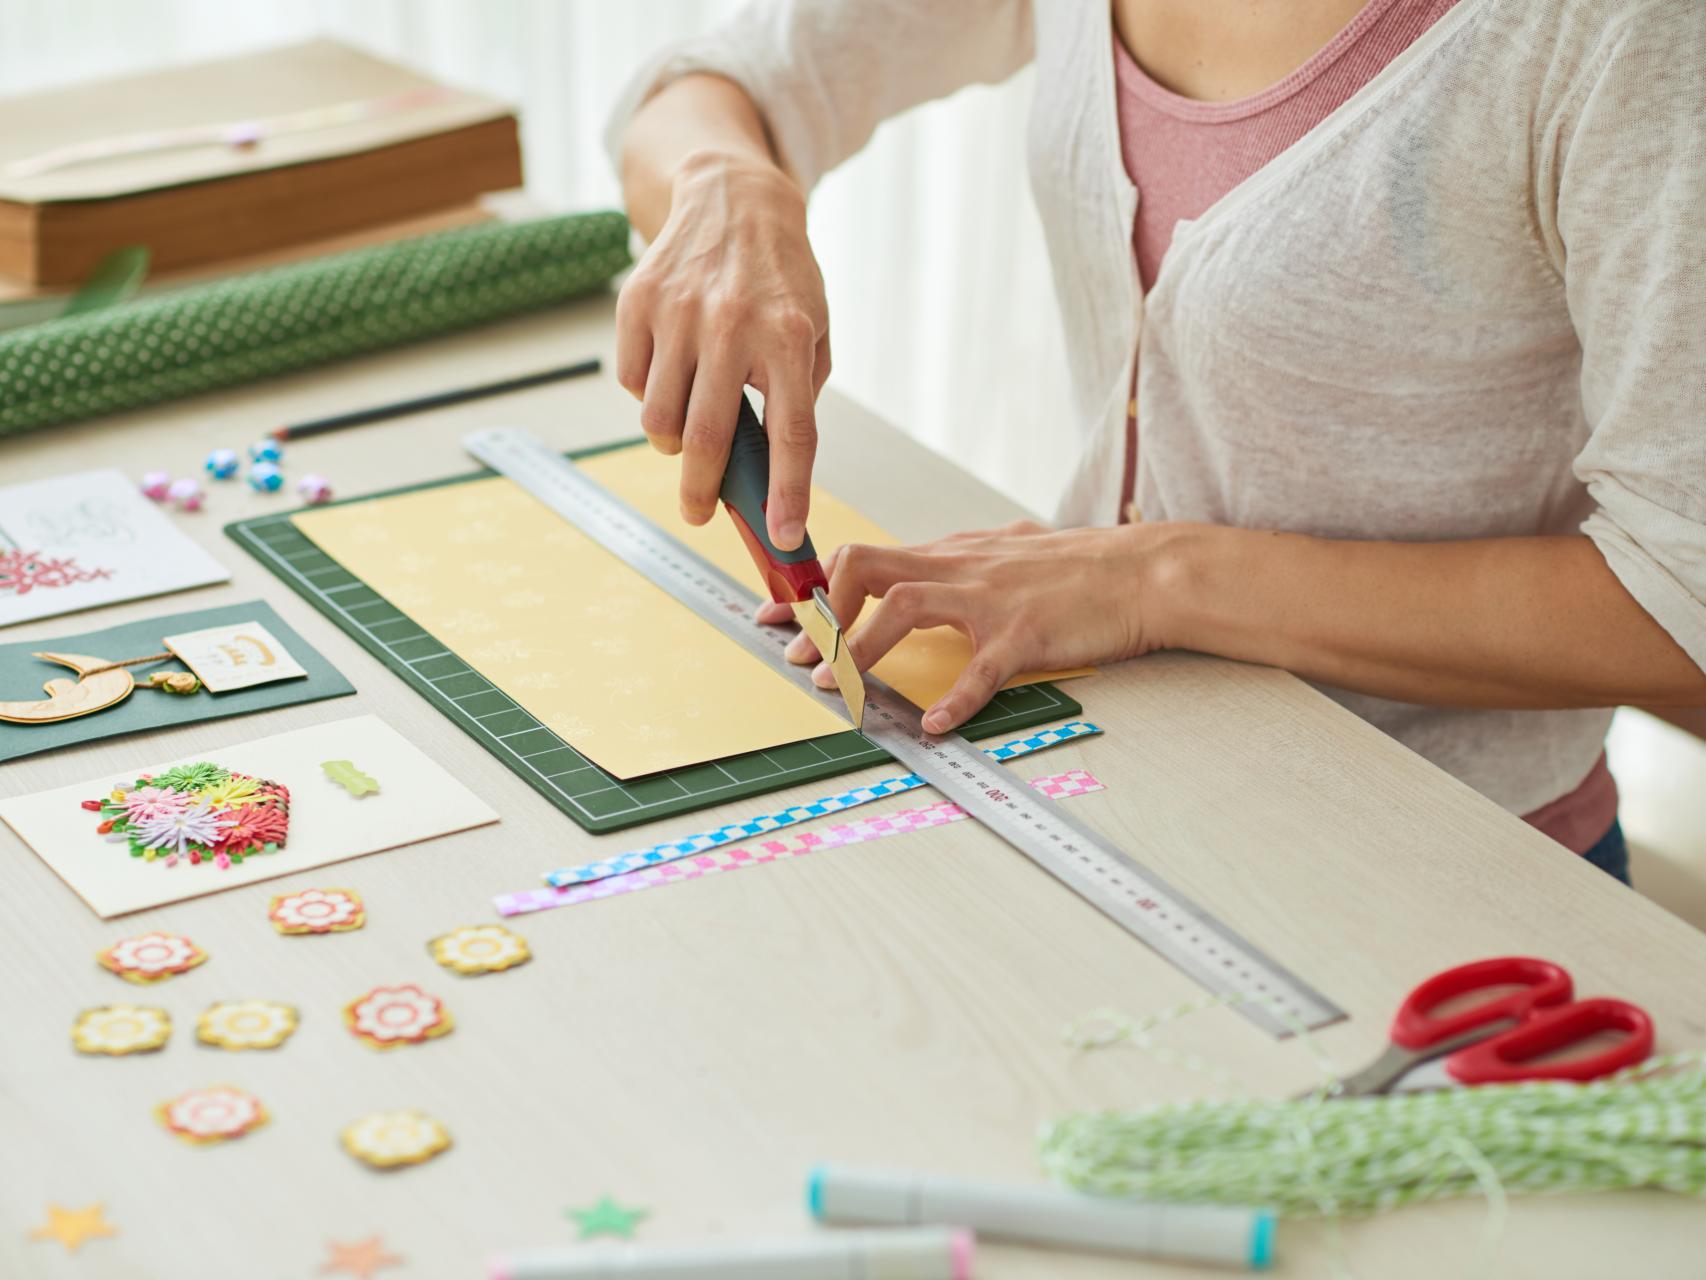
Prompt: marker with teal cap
<box><xmin>807</xmin><ymin>1164</ymin><xmax>1275</xmax><ymax>1270</ymax></box>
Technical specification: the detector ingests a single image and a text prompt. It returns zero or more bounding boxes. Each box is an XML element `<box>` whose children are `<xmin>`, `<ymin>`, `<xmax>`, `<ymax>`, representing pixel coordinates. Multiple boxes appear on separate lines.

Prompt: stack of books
<box><xmin>0</xmin><ymin>39</ymin><xmax>524</xmax><ymax>288</ymax></box>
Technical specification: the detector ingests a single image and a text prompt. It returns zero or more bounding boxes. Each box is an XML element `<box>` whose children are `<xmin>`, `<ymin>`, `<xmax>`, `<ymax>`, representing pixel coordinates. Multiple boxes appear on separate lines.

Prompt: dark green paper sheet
<box><xmin>0</xmin><ymin>600</ymin><xmax>353</xmax><ymax>763</ymax></box>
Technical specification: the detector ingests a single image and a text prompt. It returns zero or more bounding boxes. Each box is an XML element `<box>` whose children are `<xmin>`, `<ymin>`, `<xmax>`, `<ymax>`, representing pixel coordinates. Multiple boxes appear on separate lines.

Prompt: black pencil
<box><xmin>270</xmin><ymin>357</ymin><xmax>602</xmax><ymax>441</ymax></box>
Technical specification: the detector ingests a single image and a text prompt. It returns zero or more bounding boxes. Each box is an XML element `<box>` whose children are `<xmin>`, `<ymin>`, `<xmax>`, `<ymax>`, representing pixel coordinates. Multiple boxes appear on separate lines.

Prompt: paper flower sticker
<box><xmin>343</xmin><ymin>984</ymin><xmax>454</xmax><ymax>1050</ymax></box>
<box><xmin>156</xmin><ymin>1085</ymin><xmax>268</xmax><ymax>1144</ymax></box>
<box><xmin>269</xmin><ymin>887</ymin><xmax>365</xmax><ymax>935</ymax></box>
<box><xmin>97</xmin><ymin>932</ymin><xmax>206</xmax><ymax>984</ymax></box>
<box><xmin>429</xmin><ymin>924</ymin><xmax>531</xmax><ymax>976</ymax></box>
<box><xmin>72</xmin><ymin>1004</ymin><xmax>171</xmax><ymax>1056</ymax></box>
<box><xmin>196</xmin><ymin>1000</ymin><xmax>298</xmax><ymax>1050</ymax></box>
<box><xmin>340</xmin><ymin>1110</ymin><xmax>452</xmax><ymax>1169</ymax></box>
<box><xmin>83</xmin><ymin>763</ymin><xmax>289</xmax><ymax>869</ymax></box>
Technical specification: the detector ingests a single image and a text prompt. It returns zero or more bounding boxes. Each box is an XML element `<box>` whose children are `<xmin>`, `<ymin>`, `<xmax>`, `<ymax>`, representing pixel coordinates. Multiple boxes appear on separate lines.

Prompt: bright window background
<box><xmin>0</xmin><ymin>0</ymin><xmax>1074</xmax><ymax>518</ymax></box>
<box><xmin>6</xmin><ymin>0</ymin><xmax>1700</xmax><ymax>921</ymax></box>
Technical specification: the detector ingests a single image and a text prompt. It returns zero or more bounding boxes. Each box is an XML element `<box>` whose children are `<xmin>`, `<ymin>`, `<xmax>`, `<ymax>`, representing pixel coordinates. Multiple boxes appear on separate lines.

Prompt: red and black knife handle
<box><xmin>719</xmin><ymin>393</ymin><xmax>829</xmax><ymax>605</ymax></box>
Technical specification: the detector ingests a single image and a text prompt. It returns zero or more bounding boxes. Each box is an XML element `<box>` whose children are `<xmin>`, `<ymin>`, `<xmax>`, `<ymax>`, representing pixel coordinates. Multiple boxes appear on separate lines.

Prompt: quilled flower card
<box><xmin>0</xmin><ymin>715</ymin><xmax>496</xmax><ymax>916</ymax></box>
<box><xmin>0</xmin><ymin>469</ymin><xmax>229</xmax><ymax>628</ymax></box>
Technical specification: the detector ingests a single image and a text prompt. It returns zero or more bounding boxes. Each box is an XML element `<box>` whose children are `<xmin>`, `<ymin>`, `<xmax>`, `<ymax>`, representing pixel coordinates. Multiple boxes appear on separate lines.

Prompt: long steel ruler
<box><xmin>464</xmin><ymin>428</ymin><xmax>1345</xmax><ymax>1037</ymax></box>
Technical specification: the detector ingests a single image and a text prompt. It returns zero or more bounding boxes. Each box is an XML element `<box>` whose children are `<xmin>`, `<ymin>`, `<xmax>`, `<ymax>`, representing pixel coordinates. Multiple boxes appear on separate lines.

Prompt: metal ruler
<box><xmin>464</xmin><ymin>428</ymin><xmax>1344</xmax><ymax>1037</ymax></box>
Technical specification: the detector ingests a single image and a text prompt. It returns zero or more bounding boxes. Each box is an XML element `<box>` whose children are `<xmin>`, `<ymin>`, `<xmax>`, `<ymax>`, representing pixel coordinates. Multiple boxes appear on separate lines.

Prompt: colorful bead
<box><xmin>139</xmin><ymin>471</ymin><xmax>170</xmax><ymax>501</ymax></box>
<box><xmin>247</xmin><ymin>462</ymin><xmax>284</xmax><ymax>493</ymax></box>
<box><xmin>249</xmin><ymin>439</ymin><xmax>283</xmax><ymax>464</ymax></box>
<box><xmin>204</xmin><ymin>448</ymin><xmax>239</xmax><ymax>479</ymax></box>
<box><xmin>297</xmin><ymin>474</ymin><xmax>333</xmax><ymax>505</ymax></box>
<box><xmin>166</xmin><ymin>477</ymin><xmax>203</xmax><ymax>511</ymax></box>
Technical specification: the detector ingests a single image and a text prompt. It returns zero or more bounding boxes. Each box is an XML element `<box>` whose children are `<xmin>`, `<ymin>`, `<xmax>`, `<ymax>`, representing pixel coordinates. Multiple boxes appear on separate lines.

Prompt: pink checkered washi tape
<box><xmin>545</xmin><ymin>720</ymin><xmax>1103</xmax><ymax>887</ymax></box>
<box><xmin>493</xmin><ymin>768</ymin><xmax>1104</xmax><ymax>917</ymax></box>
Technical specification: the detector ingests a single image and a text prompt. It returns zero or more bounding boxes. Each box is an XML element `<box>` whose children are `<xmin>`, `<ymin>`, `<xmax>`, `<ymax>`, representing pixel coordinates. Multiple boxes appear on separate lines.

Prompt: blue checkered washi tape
<box><xmin>544</xmin><ymin>720</ymin><xmax>1102</xmax><ymax>887</ymax></box>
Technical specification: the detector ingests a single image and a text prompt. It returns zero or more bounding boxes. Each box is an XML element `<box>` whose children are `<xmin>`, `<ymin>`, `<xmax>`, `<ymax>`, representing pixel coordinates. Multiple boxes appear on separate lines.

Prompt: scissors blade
<box><xmin>1387</xmin><ymin>1058</ymin><xmax>1458</xmax><ymax>1093</ymax></box>
<box><xmin>795</xmin><ymin>587</ymin><xmax>864</xmax><ymax>730</ymax></box>
<box><xmin>1312</xmin><ymin>1022</ymin><xmax>1510</xmax><ymax>1100</ymax></box>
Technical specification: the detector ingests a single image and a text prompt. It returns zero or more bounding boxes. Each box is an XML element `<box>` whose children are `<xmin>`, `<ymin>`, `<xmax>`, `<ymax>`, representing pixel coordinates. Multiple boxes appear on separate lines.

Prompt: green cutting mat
<box><xmin>226</xmin><ymin>449</ymin><xmax>1081</xmax><ymax>833</ymax></box>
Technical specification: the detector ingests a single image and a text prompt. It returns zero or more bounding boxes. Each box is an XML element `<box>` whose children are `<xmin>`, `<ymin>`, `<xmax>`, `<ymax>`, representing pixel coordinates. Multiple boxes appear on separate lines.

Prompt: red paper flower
<box><xmin>213</xmin><ymin>803</ymin><xmax>289</xmax><ymax>857</ymax></box>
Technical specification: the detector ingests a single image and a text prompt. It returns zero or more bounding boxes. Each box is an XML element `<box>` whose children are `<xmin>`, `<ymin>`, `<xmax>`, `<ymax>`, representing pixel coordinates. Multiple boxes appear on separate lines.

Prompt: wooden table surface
<box><xmin>4</xmin><ymin>290</ymin><xmax>1706</xmax><ymax>1280</ymax></box>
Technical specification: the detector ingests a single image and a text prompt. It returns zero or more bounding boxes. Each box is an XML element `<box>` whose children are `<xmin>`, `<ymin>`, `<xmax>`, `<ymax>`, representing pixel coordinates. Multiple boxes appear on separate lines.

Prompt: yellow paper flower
<box><xmin>72</xmin><ymin>1004</ymin><xmax>170</xmax><ymax>1056</ymax></box>
<box><xmin>340</xmin><ymin>1110</ymin><xmax>452</xmax><ymax>1169</ymax></box>
<box><xmin>428</xmin><ymin>924</ymin><xmax>531</xmax><ymax>976</ymax></box>
<box><xmin>195</xmin><ymin>774</ymin><xmax>262</xmax><ymax>809</ymax></box>
<box><xmin>196</xmin><ymin>1000</ymin><xmax>298</xmax><ymax>1050</ymax></box>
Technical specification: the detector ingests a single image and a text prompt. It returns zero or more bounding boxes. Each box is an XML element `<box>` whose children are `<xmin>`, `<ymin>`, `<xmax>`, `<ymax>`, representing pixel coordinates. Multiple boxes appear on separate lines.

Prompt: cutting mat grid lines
<box><xmin>226</xmin><ymin>464</ymin><xmax>1080</xmax><ymax>833</ymax></box>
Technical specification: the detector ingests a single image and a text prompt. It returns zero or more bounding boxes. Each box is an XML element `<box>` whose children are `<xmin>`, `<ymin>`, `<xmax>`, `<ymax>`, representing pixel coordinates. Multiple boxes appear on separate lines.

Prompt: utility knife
<box><xmin>718</xmin><ymin>393</ymin><xmax>864</xmax><ymax>729</ymax></box>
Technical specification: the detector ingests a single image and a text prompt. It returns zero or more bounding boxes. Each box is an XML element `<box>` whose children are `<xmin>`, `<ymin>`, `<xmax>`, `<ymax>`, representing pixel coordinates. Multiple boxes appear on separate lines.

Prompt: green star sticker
<box><xmin>566</xmin><ymin>1196</ymin><xmax>648</xmax><ymax>1240</ymax></box>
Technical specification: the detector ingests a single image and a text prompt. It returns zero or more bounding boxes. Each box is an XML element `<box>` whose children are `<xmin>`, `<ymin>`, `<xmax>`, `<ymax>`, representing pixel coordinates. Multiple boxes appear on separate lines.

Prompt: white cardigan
<box><xmin>608</xmin><ymin>0</ymin><xmax>1706</xmax><ymax>819</ymax></box>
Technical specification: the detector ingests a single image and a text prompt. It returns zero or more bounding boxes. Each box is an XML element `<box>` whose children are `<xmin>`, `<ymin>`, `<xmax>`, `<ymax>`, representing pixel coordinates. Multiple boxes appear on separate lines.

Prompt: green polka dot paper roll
<box><xmin>0</xmin><ymin>211</ymin><xmax>631</xmax><ymax>438</ymax></box>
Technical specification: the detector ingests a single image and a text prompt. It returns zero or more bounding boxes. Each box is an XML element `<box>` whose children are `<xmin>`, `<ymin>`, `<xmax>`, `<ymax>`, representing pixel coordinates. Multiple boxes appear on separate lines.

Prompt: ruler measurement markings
<box><xmin>464</xmin><ymin>428</ymin><xmax>1343</xmax><ymax>1037</ymax></box>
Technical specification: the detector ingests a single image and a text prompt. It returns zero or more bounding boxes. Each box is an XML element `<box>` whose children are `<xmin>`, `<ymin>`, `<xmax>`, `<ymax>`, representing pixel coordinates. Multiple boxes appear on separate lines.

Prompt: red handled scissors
<box><xmin>1328</xmin><ymin>956</ymin><xmax>1654</xmax><ymax>1097</ymax></box>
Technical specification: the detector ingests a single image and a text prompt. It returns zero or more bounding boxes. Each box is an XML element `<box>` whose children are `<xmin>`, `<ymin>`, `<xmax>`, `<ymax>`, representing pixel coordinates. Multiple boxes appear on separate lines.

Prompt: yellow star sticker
<box><xmin>30</xmin><ymin>1203</ymin><xmax>117</xmax><ymax>1253</ymax></box>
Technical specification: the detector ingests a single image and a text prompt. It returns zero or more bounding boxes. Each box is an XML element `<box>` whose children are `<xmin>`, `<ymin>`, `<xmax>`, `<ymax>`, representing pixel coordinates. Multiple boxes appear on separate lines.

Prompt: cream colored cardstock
<box><xmin>0</xmin><ymin>715</ymin><xmax>497</xmax><ymax>917</ymax></box>
<box><xmin>163</xmin><ymin>620</ymin><xmax>308</xmax><ymax>692</ymax></box>
<box><xmin>292</xmin><ymin>444</ymin><xmax>1089</xmax><ymax>779</ymax></box>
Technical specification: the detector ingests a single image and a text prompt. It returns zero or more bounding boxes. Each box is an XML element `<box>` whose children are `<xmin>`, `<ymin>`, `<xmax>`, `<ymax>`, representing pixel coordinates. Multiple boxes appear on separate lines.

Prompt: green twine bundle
<box><xmin>0</xmin><ymin>210</ymin><xmax>631</xmax><ymax>438</ymax></box>
<box><xmin>1040</xmin><ymin>1007</ymin><xmax>1706</xmax><ymax>1218</ymax></box>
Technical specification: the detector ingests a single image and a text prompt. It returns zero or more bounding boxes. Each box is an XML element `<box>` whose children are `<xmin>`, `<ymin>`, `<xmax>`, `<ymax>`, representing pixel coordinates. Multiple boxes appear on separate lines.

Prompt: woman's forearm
<box><xmin>1148</xmin><ymin>526</ymin><xmax>1706</xmax><ymax>709</ymax></box>
<box><xmin>619</xmin><ymin>73</ymin><xmax>784</xmax><ymax>239</ymax></box>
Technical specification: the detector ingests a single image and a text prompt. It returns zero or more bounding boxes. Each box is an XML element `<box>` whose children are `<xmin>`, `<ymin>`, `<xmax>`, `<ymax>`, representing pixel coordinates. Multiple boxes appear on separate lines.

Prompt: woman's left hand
<box><xmin>756</xmin><ymin>520</ymin><xmax>1157</xmax><ymax>733</ymax></box>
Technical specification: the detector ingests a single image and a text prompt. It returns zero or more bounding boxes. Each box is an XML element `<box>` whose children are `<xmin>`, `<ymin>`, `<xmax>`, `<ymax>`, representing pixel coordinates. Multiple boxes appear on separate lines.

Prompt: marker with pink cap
<box><xmin>489</xmin><ymin>1226</ymin><xmax>973</xmax><ymax>1280</ymax></box>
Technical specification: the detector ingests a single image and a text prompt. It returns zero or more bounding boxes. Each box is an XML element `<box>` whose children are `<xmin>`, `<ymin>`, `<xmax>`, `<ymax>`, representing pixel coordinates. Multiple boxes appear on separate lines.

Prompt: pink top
<box><xmin>1114</xmin><ymin>0</ymin><xmax>1620</xmax><ymax>855</ymax></box>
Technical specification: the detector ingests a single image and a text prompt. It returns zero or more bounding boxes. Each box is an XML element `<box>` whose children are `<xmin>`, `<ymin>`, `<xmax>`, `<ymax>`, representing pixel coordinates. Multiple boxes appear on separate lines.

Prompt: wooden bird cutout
<box><xmin>0</xmin><ymin>652</ymin><xmax>135</xmax><ymax>725</ymax></box>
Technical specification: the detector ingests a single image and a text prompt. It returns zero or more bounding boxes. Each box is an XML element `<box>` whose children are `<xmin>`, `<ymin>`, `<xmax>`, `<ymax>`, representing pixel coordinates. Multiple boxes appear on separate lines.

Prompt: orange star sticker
<box><xmin>321</xmin><ymin>1236</ymin><xmax>404</xmax><ymax>1279</ymax></box>
<box><xmin>30</xmin><ymin>1203</ymin><xmax>117</xmax><ymax>1253</ymax></box>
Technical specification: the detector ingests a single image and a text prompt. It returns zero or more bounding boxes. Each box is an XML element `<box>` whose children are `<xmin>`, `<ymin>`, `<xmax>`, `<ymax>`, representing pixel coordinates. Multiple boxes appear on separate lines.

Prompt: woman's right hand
<box><xmin>615</xmin><ymin>148</ymin><xmax>831</xmax><ymax>553</ymax></box>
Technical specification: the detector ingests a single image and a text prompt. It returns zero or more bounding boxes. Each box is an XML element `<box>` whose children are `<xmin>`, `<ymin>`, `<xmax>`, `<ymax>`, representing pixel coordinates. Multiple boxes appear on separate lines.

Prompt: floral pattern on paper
<box><xmin>428</xmin><ymin>924</ymin><xmax>531</xmax><ymax>976</ymax></box>
<box><xmin>87</xmin><ymin>764</ymin><xmax>289</xmax><ymax>869</ymax></box>
<box><xmin>269</xmin><ymin>887</ymin><xmax>365</xmax><ymax>935</ymax></box>
<box><xmin>343</xmin><ymin>984</ymin><xmax>454</xmax><ymax>1050</ymax></box>
<box><xmin>340</xmin><ymin>1110</ymin><xmax>452</xmax><ymax>1169</ymax></box>
<box><xmin>97</xmin><ymin>932</ymin><xmax>206</xmax><ymax>984</ymax></box>
<box><xmin>156</xmin><ymin>1085</ymin><xmax>268</xmax><ymax>1144</ymax></box>
<box><xmin>196</xmin><ymin>1000</ymin><xmax>298</xmax><ymax>1050</ymax></box>
<box><xmin>71</xmin><ymin>1004</ymin><xmax>171</xmax><ymax>1056</ymax></box>
<box><xmin>0</xmin><ymin>548</ymin><xmax>113</xmax><ymax>596</ymax></box>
